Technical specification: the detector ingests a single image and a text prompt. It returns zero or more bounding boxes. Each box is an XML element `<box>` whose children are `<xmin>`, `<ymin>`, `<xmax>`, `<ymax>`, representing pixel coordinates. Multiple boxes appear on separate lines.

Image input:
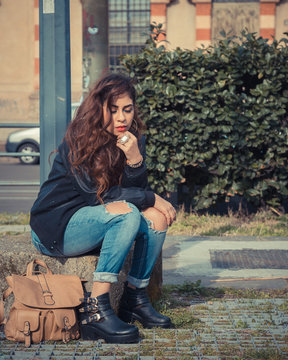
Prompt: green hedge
<box><xmin>122</xmin><ymin>25</ymin><xmax>288</xmax><ymax>211</ymax></box>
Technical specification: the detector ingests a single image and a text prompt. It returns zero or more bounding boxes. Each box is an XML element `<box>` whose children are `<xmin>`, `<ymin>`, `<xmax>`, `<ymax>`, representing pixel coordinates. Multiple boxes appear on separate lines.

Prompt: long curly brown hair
<box><xmin>64</xmin><ymin>73</ymin><xmax>145</xmax><ymax>201</ymax></box>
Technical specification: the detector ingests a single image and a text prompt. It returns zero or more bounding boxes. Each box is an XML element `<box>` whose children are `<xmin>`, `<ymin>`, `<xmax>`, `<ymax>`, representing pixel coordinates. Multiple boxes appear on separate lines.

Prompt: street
<box><xmin>0</xmin><ymin>162</ymin><xmax>40</xmax><ymax>213</ymax></box>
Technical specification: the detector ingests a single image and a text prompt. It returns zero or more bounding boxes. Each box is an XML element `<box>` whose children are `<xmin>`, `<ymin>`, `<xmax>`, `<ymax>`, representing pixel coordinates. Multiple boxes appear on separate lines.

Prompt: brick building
<box><xmin>0</xmin><ymin>0</ymin><xmax>287</xmax><ymax>143</ymax></box>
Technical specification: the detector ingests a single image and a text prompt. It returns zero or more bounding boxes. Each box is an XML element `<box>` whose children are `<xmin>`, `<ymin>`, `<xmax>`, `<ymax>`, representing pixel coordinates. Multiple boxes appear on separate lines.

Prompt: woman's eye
<box><xmin>111</xmin><ymin>110</ymin><xmax>117</xmax><ymax>114</ymax></box>
<box><xmin>124</xmin><ymin>109</ymin><xmax>133</xmax><ymax>113</ymax></box>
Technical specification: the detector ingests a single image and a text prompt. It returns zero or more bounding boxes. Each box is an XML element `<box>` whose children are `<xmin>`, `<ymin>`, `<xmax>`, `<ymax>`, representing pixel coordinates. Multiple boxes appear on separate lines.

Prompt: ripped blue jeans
<box><xmin>31</xmin><ymin>202</ymin><xmax>166</xmax><ymax>288</ymax></box>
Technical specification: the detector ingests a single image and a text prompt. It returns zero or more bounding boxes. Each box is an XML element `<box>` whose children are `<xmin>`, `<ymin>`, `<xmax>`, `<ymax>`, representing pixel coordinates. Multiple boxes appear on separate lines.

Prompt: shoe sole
<box><xmin>118</xmin><ymin>309</ymin><xmax>172</xmax><ymax>329</ymax></box>
<box><xmin>81</xmin><ymin>325</ymin><xmax>139</xmax><ymax>343</ymax></box>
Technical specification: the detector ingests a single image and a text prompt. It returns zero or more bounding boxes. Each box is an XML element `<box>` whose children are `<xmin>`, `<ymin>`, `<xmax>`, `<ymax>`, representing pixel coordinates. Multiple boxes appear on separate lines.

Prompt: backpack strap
<box><xmin>26</xmin><ymin>259</ymin><xmax>53</xmax><ymax>276</ymax></box>
<box><xmin>23</xmin><ymin>321</ymin><xmax>32</xmax><ymax>347</ymax></box>
<box><xmin>0</xmin><ymin>287</ymin><xmax>13</xmax><ymax>325</ymax></box>
<box><xmin>37</xmin><ymin>273</ymin><xmax>55</xmax><ymax>305</ymax></box>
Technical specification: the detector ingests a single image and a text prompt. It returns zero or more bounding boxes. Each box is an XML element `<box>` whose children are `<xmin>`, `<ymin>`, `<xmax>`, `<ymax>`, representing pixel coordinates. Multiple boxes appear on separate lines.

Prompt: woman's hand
<box><xmin>154</xmin><ymin>194</ymin><xmax>176</xmax><ymax>226</ymax></box>
<box><xmin>116</xmin><ymin>131</ymin><xmax>142</xmax><ymax>165</ymax></box>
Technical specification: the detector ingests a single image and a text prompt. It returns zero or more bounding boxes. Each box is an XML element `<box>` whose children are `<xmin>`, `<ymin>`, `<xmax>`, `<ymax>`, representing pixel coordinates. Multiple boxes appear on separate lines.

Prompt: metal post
<box><xmin>82</xmin><ymin>0</ymin><xmax>108</xmax><ymax>94</ymax></box>
<box><xmin>39</xmin><ymin>0</ymin><xmax>71</xmax><ymax>185</ymax></box>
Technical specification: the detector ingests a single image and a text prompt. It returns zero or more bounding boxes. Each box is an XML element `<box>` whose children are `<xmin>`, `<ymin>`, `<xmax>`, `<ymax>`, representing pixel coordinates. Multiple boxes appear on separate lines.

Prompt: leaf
<box><xmin>157</xmin><ymin>164</ymin><xmax>166</xmax><ymax>172</ymax></box>
<box><xmin>165</xmin><ymin>84</ymin><xmax>176</xmax><ymax>98</ymax></box>
<box><xmin>218</xmin><ymin>80</ymin><xmax>226</xmax><ymax>88</ymax></box>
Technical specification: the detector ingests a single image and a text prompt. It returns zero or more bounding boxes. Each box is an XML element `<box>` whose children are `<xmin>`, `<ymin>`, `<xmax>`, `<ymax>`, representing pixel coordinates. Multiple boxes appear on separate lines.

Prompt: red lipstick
<box><xmin>116</xmin><ymin>126</ymin><xmax>127</xmax><ymax>132</ymax></box>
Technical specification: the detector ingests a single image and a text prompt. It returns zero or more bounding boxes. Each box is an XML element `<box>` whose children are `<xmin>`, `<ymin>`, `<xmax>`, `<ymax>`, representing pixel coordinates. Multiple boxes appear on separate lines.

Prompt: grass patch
<box><xmin>152</xmin><ymin>281</ymin><xmax>288</xmax><ymax>323</ymax></box>
<box><xmin>166</xmin><ymin>307</ymin><xmax>203</xmax><ymax>328</ymax></box>
<box><xmin>148</xmin><ymin>282</ymin><xmax>288</xmax><ymax>358</ymax></box>
<box><xmin>167</xmin><ymin>208</ymin><xmax>288</xmax><ymax>237</ymax></box>
<box><xmin>159</xmin><ymin>281</ymin><xmax>288</xmax><ymax>302</ymax></box>
<box><xmin>0</xmin><ymin>212</ymin><xmax>30</xmax><ymax>225</ymax></box>
<box><xmin>0</xmin><ymin>208</ymin><xmax>288</xmax><ymax>237</ymax></box>
<box><xmin>221</xmin><ymin>287</ymin><xmax>288</xmax><ymax>299</ymax></box>
<box><xmin>239</xmin><ymin>349</ymin><xmax>284</xmax><ymax>360</ymax></box>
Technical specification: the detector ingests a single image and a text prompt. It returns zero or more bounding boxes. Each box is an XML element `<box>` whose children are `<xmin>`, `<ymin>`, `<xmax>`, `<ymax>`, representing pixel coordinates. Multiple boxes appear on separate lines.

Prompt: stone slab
<box><xmin>0</xmin><ymin>232</ymin><xmax>162</xmax><ymax>315</ymax></box>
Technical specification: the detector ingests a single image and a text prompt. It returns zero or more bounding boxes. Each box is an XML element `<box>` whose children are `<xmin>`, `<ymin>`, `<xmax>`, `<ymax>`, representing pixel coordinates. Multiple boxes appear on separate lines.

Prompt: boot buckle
<box><xmin>79</xmin><ymin>304</ymin><xmax>99</xmax><ymax>312</ymax></box>
<box><xmin>87</xmin><ymin>297</ymin><xmax>98</xmax><ymax>305</ymax></box>
<box><xmin>81</xmin><ymin>312</ymin><xmax>101</xmax><ymax>324</ymax></box>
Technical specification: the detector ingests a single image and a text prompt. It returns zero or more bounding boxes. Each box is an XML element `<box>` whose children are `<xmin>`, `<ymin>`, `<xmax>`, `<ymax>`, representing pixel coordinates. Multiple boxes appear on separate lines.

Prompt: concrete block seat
<box><xmin>0</xmin><ymin>234</ymin><xmax>162</xmax><ymax>314</ymax></box>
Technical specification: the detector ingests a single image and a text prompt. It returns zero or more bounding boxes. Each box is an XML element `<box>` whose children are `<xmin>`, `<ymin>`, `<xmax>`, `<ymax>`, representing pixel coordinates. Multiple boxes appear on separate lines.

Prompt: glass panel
<box><xmin>109</xmin><ymin>0</ymin><xmax>150</xmax><ymax>70</ymax></box>
<box><xmin>109</xmin><ymin>11</ymin><xmax>127</xmax><ymax>27</ymax></box>
<box><xmin>130</xmin><ymin>0</ymin><xmax>148</xmax><ymax>10</ymax></box>
<box><xmin>130</xmin><ymin>29</ymin><xmax>148</xmax><ymax>44</ymax></box>
<box><xmin>109</xmin><ymin>29</ymin><xmax>128</xmax><ymax>44</ymax></box>
<box><xmin>109</xmin><ymin>0</ymin><xmax>128</xmax><ymax>10</ymax></box>
<box><xmin>130</xmin><ymin>11</ymin><xmax>149</xmax><ymax>27</ymax></box>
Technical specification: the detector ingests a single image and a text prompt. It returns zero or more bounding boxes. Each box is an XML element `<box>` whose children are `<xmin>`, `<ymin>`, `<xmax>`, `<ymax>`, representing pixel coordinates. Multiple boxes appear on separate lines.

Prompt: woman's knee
<box><xmin>105</xmin><ymin>201</ymin><xmax>132</xmax><ymax>214</ymax></box>
<box><xmin>105</xmin><ymin>201</ymin><xmax>141</xmax><ymax>226</ymax></box>
<box><xmin>142</xmin><ymin>207</ymin><xmax>168</xmax><ymax>231</ymax></box>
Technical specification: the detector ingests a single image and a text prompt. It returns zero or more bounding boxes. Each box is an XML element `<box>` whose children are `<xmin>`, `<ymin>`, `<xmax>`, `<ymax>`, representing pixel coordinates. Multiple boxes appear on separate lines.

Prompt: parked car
<box><xmin>5</xmin><ymin>127</ymin><xmax>40</xmax><ymax>164</ymax></box>
<box><xmin>5</xmin><ymin>102</ymin><xmax>81</xmax><ymax>165</ymax></box>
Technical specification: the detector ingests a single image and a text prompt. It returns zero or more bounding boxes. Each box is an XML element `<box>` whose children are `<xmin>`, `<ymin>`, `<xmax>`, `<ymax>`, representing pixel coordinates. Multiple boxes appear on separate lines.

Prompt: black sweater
<box><xmin>30</xmin><ymin>138</ymin><xmax>155</xmax><ymax>256</ymax></box>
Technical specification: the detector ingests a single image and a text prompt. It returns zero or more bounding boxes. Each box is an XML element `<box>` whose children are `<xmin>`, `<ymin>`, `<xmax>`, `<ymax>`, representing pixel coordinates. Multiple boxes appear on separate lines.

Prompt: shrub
<box><xmin>122</xmin><ymin>25</ymin><xmax>288</xmax><ymax>210</ymax></box>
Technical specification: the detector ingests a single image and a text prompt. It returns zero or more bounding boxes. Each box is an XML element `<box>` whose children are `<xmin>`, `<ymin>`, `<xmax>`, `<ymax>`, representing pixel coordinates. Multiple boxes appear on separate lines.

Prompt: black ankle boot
<box><xmin>118</xmin><ymin>283</ymin><xmax>172</xmax><ymax>329</ymax></box>
<box><xmin>79</xmin><ymin>293</ymin><xmax>139</xmax><ymax>343</ymax></box>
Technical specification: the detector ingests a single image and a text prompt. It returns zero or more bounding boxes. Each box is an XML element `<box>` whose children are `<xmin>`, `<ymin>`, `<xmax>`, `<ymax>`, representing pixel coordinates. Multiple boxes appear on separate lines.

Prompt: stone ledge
<box><xmin>0</xmin><ymin>233</ymin><xmax>162</xmax><ymax>315</ymax></box>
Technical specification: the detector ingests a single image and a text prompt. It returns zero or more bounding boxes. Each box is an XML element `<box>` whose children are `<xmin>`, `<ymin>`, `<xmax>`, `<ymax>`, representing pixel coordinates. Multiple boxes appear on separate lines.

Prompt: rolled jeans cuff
<box><xmin>93</xmin><ymin>271</ymin><xmax>119</xmax><ymax>283</ymax></box>
<box><xmin>126</xmin><ymin>275</ymin><xmax>150</xmax><ymax>288</ymax></box>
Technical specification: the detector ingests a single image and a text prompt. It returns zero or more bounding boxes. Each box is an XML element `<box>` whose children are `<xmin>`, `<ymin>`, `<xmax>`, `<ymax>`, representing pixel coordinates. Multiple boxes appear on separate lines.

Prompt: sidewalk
<box><xmin>0</xmin><ymin>226</ymin><xmax>288</xmax><ymax>359</ymax></box>
<box><xmin>163</xmin><ymin>234</ymin><xmax>288</xmax><ymax>290</ymax></box>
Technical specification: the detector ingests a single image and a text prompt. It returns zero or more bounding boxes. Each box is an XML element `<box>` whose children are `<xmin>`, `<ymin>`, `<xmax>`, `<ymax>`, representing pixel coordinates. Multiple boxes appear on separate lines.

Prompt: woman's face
<box><xmin>103</xmin><ymin>93</ymin><xmax>135</xmax><ymax>136</ymax></box>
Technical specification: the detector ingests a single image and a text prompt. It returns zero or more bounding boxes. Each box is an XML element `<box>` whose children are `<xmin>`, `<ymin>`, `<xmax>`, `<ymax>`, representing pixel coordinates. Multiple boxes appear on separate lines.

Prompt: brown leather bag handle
<box><xmin>26</xmin><ymin>259</ymin><xmax>53</xmax><ymax>276</ymax></box>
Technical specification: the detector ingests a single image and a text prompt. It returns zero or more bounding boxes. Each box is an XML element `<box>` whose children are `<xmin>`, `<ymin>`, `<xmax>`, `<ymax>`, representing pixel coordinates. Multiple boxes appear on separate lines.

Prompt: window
<box><xmin>109</xmin><ymin>0</ymin><xmax>150</xmax><ymax>71</ymax></box>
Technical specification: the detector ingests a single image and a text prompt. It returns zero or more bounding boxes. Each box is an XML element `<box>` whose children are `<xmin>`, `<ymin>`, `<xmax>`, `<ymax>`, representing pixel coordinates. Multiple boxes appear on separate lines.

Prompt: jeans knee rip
<box><xmin>104</xmin><ymin>200</ymin><xmax>133</xmax><ymax>215</ymax></box>
<box><xmin>142</xmin><ymin>214</ymin><xmax>167</xmax><ymax>234</ymax></box>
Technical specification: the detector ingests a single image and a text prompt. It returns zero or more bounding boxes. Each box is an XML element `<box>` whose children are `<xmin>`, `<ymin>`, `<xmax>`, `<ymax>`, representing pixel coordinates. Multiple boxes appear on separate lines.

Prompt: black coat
<box><xmin>30</xmin><ymin>137</ymin><xmax>155</xmax><ymax>256</ymax></box>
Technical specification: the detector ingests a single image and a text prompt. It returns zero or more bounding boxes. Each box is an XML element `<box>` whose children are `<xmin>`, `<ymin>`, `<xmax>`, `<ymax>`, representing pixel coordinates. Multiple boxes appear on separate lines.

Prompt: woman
<box><xmin>30</xmin><ymin>73</ymin><xmax>176</xmax><ymax>344</ymax></box>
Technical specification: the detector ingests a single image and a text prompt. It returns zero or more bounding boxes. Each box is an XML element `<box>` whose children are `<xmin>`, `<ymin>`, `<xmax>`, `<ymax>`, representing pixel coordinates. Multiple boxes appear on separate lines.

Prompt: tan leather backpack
<box><xmin>0</xmin><ymin>259</ymin><xmax>84</xmax><ymax>347</ymax></box>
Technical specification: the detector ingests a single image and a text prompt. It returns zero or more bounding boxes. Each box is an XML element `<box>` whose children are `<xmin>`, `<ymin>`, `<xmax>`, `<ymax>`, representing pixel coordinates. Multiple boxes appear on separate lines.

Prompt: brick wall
<box><xmin>152</xmin><ymin>0</ymin><xmax>282</xmax><ymax>50</ymax></box>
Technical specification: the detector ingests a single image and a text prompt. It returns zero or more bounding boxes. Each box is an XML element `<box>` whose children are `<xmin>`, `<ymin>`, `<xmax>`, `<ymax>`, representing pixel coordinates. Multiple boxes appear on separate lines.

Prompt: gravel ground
<box><xmin>1</xmin><ymin>297</ymin><xmax>287</xmax><ymax>360</ymax></box>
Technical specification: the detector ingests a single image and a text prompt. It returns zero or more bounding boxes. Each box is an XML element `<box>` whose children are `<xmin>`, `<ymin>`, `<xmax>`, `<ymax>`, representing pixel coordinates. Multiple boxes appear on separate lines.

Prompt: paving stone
<box><xmin>1</xmin><ymin>298</ymin><xmax>287</xmax><ymax>359</ymax></box>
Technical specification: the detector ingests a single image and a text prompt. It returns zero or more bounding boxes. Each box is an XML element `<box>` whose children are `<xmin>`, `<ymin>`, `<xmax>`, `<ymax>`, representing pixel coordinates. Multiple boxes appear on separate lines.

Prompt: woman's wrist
<box><xmin>126</xmin><ymin>155</ymin><xmax>143</xmax><ymax>168</ymax></box>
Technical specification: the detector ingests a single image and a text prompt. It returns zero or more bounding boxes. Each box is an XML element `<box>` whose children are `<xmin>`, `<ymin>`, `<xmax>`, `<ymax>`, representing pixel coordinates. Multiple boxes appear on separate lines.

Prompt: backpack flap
<box><xmin>17</xmin><ymin>310</ymin><xmax>40</xmax><ymax>333</ymax></box>
<box><xmin>11</xmin><ymin>274</ymin><xmax>83</xmax><ymax>309</ymax></box>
